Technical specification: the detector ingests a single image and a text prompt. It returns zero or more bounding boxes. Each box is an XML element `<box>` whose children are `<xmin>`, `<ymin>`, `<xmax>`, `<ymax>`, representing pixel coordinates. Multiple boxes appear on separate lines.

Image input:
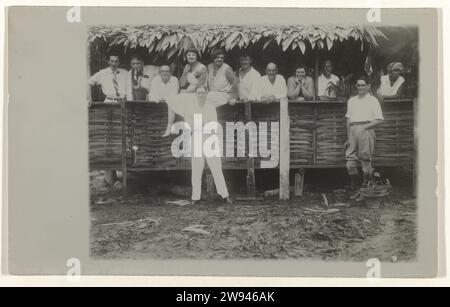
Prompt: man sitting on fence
<box><xmin>88</xmin><ymin>53</ymin><xmax>128</xmax><ymax>102</ymax></box>
<box><xmin>250</xmin><ymin>62</ymin><xmax>288</xmax><ymax>103</ymax></box>
<box><xmin>205</xmin><ymin>49</ymin><xmax>239</xmax><ymax>107</ymax></box>
<box><xmin>318</xmin><ymin>60</ymin><xmax>340</xmax><ymax>101</ymax></box>
<box><xmin>149</xmin><ymin>64</ymin><xmax>180</xmax><ymax>137</ymax></box>
<box><xmin>166</xmin><ymin>86</ymin><xmax>233</xmax><ymax>205</ymax></box>
<box><xmin>345</xmin><ymin>75</ymin><xmax>384</xmax><ymax>196</ymax></box>
<box><xmin>237</xmin><ymin>53</ymin><xmax>261</xmax><ymax>103</ymax></box>
<box><xmin>126</xmin><ymin>54</ymin><xmax>160</xmax><ymax>101</ymax></box>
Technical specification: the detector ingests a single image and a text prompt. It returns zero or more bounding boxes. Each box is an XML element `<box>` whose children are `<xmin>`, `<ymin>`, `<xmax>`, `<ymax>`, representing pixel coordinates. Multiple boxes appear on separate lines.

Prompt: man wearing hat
<box><xmin>377</xmin><ymin>62</ymin><xmax>406</xmax><ymax>99</ymax></box>
<box><xmin>205</xmin><ymin>49</ymin><xmax>239</xmax><ymax>107</ymax></box>
<box><xmin>89</xmin><ymin>53</ymin><xmax>128</xmax><ymax>102</ymax></box>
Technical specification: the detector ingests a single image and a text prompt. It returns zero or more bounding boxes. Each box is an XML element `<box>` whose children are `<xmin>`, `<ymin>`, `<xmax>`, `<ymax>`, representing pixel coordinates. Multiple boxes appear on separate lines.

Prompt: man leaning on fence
<box><xmin>88</xmin><ymin>53</ymin><xmax>128</xmax><ymax>103</ymax></box>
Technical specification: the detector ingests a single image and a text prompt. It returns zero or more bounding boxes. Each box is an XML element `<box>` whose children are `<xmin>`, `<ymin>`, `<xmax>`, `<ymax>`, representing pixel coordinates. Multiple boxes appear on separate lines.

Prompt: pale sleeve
<box><xmin>173</xmin><ymin>77</ymin><xmax>180</xmax><ymax>94</ymax></box>
<box><xmin>88</xmin><ymin>71</ymin><xmax>100</xmax><ymax>85</ymax></box>
<box><xmin>345</xmin><ymin>100</ymin><xmax>352</xmax><ymax>119</ymax></box>
<box><xmin>276</xmin><ymin>76</ymin><xmax>288</xmax><ymax>99</ymax></box>
<box><xmin>317</xmin><ymin>77</ymin><xmax>326</xmax><ymax>96</ymax></box>
<box><xmin>148</xmin><ymin>78</ymin><xmax>159</xmax><ymax>102</ymax></box>
<box><xmin>372</xmin><ymin>99</ymin><xmax>384</xmax><ymax>120</ymax></box>
<box><xmin>126</xmin><ymin>71</ymin><xmax>133</xmax><ymax>101</ymax></box>
<box><xmin>248</xmin><ymin>77</ymin><xmax>262</xmax><ymax>101</ymax></box>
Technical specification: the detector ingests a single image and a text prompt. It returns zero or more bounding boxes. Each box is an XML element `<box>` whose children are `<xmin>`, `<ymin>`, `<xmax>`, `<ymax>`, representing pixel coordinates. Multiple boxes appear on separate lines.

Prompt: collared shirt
<box><xmin>238</xmin><ymin>67</ymin><xmax>261</xmax><ymax>99</ymax></box>
<box><xmin>318</xmin><ymin>74</ymin><xmax>340</xmax><ymax>98</ymax></box>
<box><xmin>89</xmin><ymin>67</ymin><xmax>128</xmax><ymax>100</ymax></box>
<box><xmin>149</xmin><ymin>75</ymin><xmax>180</xmax><ymax>102</ymax></box>
<box><xmin>377</xmin><ymin>74</ymin><xmax>405</xmax><ymax>97</ymax></box>
<box><xmin>345</xmin><ymin>94</ymin><xmax>384</xmax><ymax>123</ymax></box>
<box><xmin>174</xmin><ymin>95</ymin><xmax>218</xmax><ymax>129</ymax></box>
<box><xmin>126</xmin><ymin>65</ymin><xmax>160</xmax><ymax>100</ymax></box>
<box><xmin>250</xmin><ymin>74</ymin><xmax>288</xmax><ymax>101</ymax></box>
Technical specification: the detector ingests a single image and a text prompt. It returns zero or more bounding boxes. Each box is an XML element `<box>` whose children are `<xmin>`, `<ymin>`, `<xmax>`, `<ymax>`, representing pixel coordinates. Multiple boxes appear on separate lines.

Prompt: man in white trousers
<box><xmin>167</xmin><ymin>86</ymin><xmax>232</xmax><ymax>205</ymax></box>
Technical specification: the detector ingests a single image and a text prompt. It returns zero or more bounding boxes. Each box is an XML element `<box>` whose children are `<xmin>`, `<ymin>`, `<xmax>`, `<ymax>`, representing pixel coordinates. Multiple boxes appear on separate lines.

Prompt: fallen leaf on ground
<box><xmin>182</xmin><ymin>225</ymin><xmax>210</xmax><ymax>235</ymax></box>
<box><xmin>166</xmin><ymin>200</ymin><xmax>191</xmax><ymax>206</ymax></box>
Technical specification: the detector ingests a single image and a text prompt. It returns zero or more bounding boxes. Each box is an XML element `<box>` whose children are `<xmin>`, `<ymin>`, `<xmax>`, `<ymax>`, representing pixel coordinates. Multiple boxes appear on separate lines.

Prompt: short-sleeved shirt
<box><xmin>89</xmin><ymin>67</ymin><xmax>128</xmax><ymax>99</ymax></box>
<box><xmin>149</xmin><ymin>75</ymin><xmax>180</xmax><ymax>102</ymax></box>
<box><xmin>318</xmin><ymin>74</ymin><xmax>340</xmax><ymax>98</ymax></box>
<box><xmin>238</xmin><ymin>67</ymin><xmax>261</xmax><ymax>99</ymax></box>
<box><xmin>345</xmin><ymin>94</ymin><xmax>384</xmax><ymax>123</ymax></box>
<box><xmin>250</xmin><ymin>74</ymin><xmax>287</xmax><ymax>101</ymax></box>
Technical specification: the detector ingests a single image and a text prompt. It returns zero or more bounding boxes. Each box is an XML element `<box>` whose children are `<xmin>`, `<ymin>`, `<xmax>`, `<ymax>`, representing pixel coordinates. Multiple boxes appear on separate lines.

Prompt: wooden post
<box><xmin>314</xmin><ymin>53</ymin><xmax>320</xmax><ymax>101</ymax></box>
<box><xmin>412</xmin><ymin>98</ymin><xmax>418</xmax><ymax>197</ymax></box>
<box><xmin>120</xmin><ymin>100</ymin><xmax>128</xmax><ymax>200</ymax></box>
<box><xmin>279</xmin><ymin>98</ymin><xmax>290</xmax><ymax>200</ymax></box>
<box><xmin>245</xmin><ymin>101</ymin><xmax>256</xmax><ymax>197</ymax></box>
<box><xmin>294</xmin><ymin>168</ymin><xmax>305</xmax><ymax>197</ymax></box>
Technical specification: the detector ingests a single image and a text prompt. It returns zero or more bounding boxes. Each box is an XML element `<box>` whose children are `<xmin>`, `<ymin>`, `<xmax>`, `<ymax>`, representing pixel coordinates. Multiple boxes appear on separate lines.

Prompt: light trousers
<box><xmin>191</xmin><ymin>155</ymin><xmax>229</xmax><ymax>201</ymax></box>
<box><xmin>346</xmin><ymin>125</ymin><xmax>376</xmax><ymax>175</ymax></box>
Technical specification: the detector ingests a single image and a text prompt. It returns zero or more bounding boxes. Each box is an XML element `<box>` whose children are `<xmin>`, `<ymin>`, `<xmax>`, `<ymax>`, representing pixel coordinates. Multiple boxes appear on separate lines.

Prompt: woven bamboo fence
<box><xmin>89</xmin><ymin>99</ymin><xmax>415</xmax><ymax>171</ymax></box>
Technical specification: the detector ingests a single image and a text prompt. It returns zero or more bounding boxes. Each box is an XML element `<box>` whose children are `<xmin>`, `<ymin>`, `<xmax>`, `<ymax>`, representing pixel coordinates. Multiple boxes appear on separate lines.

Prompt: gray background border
<box><xmin>4</xmin><ymin>7</ymin><xmax>440</xmax><ymax>277</ymax></box>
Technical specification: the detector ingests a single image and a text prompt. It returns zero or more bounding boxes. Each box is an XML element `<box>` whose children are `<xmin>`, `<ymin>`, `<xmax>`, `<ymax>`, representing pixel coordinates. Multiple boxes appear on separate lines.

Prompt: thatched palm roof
<box><xmin>88</xmin><ymin>24</ymin><xmax>388</xmax><ymax>59</ymax></box>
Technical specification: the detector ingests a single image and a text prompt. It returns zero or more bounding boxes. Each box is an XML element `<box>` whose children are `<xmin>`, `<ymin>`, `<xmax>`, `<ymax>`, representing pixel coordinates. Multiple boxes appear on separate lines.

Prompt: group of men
<box><xmin>90</xmin><ymin>49</ymin><xmax>407</xmax><ymax>203</ymax></box>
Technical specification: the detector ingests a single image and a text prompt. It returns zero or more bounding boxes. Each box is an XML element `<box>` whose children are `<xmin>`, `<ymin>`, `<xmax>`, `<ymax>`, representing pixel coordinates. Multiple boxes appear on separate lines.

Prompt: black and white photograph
<box><xmin>88</xmin><ymin>22</ymin><xmax>419</xmax><ymax>262</ymax></box>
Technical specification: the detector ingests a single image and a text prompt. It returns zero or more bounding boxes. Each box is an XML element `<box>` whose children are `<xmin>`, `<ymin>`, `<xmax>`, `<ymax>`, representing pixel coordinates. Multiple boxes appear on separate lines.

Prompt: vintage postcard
<box><xmin>3</xmin><ymin>6</ymin><xmax>442</xmax><ymax>279</ymax></box>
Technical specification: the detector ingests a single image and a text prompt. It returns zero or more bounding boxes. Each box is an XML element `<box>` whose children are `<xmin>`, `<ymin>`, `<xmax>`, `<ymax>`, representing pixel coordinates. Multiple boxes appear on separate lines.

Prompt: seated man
<box><xmin>377</xmin><ymin>62</ymin><xmax>406</xmax><ymax>99</ymax></box>
<box><xmin>205</xmin><ymin>49</ymin><xmax>238</xmax><ymax>107</ymax></box>
<box><xmin>318</xmin><ymin>60</ymin><xmax>340</xmax><ymax>101</ymax></box>
<box><xmin>250</xmin><ymin>62</ymin><xmax>287</xmax><ymax>103</ymax></box>
<box><xmin>88</xmin><ymin>53</ymin><xmax>128</xmax><ymax>102</ymax></box>
<box><xmin>126</xmin><ymin>54</ymin><xmax>159</xmax><ymax>101</ymax></box>
<box><xmin>149</xmin><ymin>65</ymin><xmax>180</xmax><ymax>137</ymax></box>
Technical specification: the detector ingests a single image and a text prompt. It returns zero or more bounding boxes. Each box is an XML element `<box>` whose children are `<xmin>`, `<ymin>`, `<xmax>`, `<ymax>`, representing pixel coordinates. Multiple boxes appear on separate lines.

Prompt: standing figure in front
<box><xmin>345</xmin><ymin>76</ymin><xmax>384</xmax><ymax>195</ymax></box>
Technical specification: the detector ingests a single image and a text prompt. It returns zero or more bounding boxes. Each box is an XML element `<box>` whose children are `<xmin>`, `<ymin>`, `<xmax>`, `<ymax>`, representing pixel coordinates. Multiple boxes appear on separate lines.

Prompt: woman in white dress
<box><xmin>164</xmin><ymin>48</ymin><xmax>208</xmax><ymax>136</ymax></box>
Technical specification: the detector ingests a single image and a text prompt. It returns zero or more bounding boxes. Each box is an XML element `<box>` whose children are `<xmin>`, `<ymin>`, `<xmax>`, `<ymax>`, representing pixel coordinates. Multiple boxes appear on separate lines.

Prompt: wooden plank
<box><xmin>294</xmin><ymin>168</ymin><xmax>305</xmax><ymax>197</ymax></box>
<box><xmin>279</xmin><ymin>98</ymin><xmax>290</xmax><ymax>200</ymax></box>
<box><xmin>120</xmin><ymin>99</ymin><xmax>128</xmax><ymax>200</ymax></box>
<box><xmin>245</xmin><ymin>101</ymin><xmax>256</xmax><ymax>197</ymax></box>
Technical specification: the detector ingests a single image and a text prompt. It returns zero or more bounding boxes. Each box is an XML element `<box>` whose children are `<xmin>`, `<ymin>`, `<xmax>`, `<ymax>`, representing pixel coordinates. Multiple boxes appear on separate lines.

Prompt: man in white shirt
<box><xmin>126</xmin><ymin>55</ymin><xmax>160</xmax><ymax>101</ymax></box>
<box><xmin>345</xmin><ymin>75</ymin><xmax>384</xmax><ymax>192</ymax></box>
<box><xmin>89</xmin><ymin>54</ymin><xmax>128</xmax><ymax>102</ymax></box>
<box><xmin>318</xmin><ymin>60</ymin><xmax>340</xmax><ymax>101</ymax></box>
<box><xmin>237</xmin><ymin>54</ymin><xmax>261</xmax><ymax>103</ymax></box>
<box><xmin>149</xmin><ymin>65</ymin><xmax>180</xmax><ymax>137</ymax></box>
<box><xmin>166</xmin><ymin>87</ymin><xmax>232</xmax><ymax>205</ymax></box>
<box><xmin>250</xmin><ymin>62</ymin><xmax>288</xmax><ymax>103</ymax></box>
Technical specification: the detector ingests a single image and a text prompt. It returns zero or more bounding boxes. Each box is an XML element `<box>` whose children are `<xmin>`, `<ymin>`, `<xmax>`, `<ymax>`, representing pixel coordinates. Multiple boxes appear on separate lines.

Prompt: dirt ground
<box><xmin>90</xmin><ymin>170</ymin><xmax>417</xmax><ymax>262</ymax></box>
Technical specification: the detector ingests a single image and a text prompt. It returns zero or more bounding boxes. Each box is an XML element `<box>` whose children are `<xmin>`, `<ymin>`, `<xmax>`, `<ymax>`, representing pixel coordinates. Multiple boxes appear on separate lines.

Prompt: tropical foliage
<box><xmin>88</xmin><ymin>24</ymin><xmax>388</xmax><ymax>59</ymax></box>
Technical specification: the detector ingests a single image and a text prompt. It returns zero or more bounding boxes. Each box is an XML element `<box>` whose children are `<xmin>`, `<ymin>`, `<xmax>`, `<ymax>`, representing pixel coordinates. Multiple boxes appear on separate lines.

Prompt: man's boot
<box><xmin>362</xmin><ymin>172</ymin><xmax>373</xmax><ymax>188</ymax></box>
<box><xmin>349</xmin><ymin>174</ymin><xmax>361</xmax><ymax>200</ymax></box>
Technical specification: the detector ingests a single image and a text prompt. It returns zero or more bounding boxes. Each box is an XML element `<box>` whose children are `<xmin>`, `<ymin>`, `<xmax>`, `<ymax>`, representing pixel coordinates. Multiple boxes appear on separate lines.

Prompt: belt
<box><xmin>350</xmin><ymin>121</ymin><xmax>370</xmax><ymax>126</ymax></box>
<box><xmin>105</xmin><ymin>96</ymin><xmax>122</xmax><ymax>101</ymax></box>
